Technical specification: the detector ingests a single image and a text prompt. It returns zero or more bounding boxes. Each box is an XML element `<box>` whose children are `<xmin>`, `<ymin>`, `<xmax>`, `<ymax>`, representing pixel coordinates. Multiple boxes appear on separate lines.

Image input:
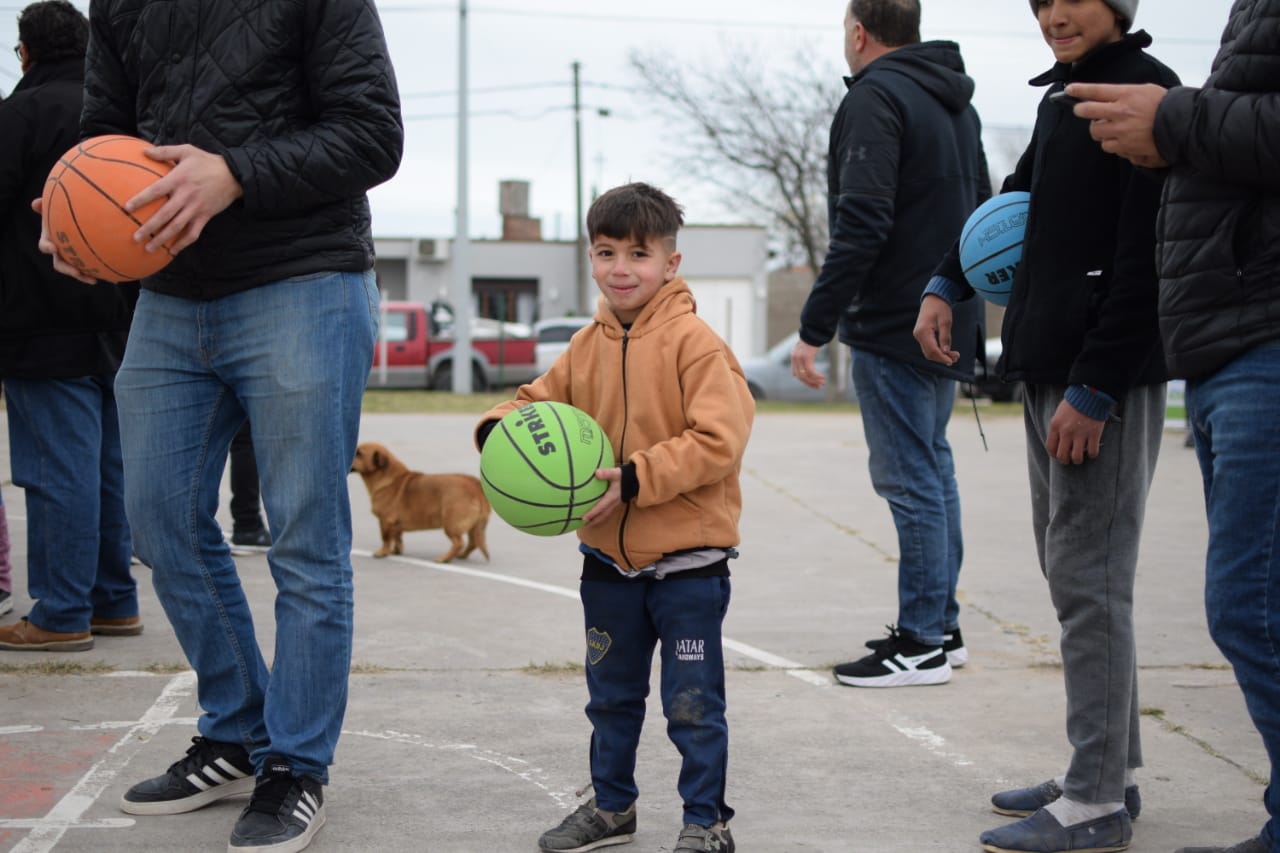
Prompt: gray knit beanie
<box><xmin>1030</xmin><ymin>0</ymin><xmax>1137</xmax><ymax>32</ymax></box>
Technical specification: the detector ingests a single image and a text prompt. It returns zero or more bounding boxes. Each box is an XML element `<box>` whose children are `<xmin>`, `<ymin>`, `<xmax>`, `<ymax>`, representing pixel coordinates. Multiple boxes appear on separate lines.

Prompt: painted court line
<box><xmin>5</xmin><ymin>671</ymin><xmax>194</xmax><ymax>853</ymax></box>
<box><xmin>371</xmin><ymin>550</ymin><xmax>977</xmax><ymax>768</ymax></box>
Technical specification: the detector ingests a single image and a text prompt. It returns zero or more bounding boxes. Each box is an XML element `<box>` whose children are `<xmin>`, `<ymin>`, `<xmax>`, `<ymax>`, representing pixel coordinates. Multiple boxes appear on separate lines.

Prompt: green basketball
<box><xmin>480</xmin><ymin>401</ymin><xmax>615</xmax><ymax>536</ymax></box>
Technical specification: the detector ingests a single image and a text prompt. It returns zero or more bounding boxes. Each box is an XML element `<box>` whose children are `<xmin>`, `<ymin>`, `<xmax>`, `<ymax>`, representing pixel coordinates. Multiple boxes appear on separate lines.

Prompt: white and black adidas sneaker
<box><xmin>229</xmin><ymin>757</ymin><xmax>325</xmax><ymax>853</ymax></box>
<box><xmin>866</xmin><ymin>625</ymin><xmax>969</xmax><ymax>668</ymax></box>
<box><xmin>121</xmin><ymin>735</ymin><xmax>256</xmax><ymax>815</ymax></box>
<box><xmin>834</xmin><ymin>632</ymin><xmax>952</xmax><ymax>687</ymax></box>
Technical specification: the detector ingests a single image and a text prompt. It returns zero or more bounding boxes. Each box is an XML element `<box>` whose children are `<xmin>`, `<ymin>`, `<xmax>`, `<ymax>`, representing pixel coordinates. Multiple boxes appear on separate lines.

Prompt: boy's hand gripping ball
<box><xmin>480</xmin><ymin>401</ymin><xmax>615</xmax><ymax>536</ymax></box>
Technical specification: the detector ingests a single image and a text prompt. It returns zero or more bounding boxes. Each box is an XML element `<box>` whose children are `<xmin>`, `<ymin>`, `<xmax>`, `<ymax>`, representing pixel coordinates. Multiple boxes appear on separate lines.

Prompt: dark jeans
<box><xmin>5</xmin><ymin>375</ymin><xmax>137</xmax><ymax>631</ymax></box>
<box><xmin>581</xmin><ymin>575</ymin><xmax>733</xmax><ymax>827</ymax></box>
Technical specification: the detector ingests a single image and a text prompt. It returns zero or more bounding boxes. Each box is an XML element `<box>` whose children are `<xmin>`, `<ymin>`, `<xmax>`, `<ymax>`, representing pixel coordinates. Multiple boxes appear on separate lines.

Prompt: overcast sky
<box><xmin>1</xmin><ymin>1</ymin><xmax>1233</xmax><ymax>240</ymax></box>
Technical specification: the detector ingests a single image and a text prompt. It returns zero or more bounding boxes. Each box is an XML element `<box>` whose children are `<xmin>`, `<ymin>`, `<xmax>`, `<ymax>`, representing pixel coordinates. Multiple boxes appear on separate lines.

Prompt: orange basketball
<box><xmin>42</xmin><ymin>134</ymin><xmax>174</xmax><ymax>283</ymax></box>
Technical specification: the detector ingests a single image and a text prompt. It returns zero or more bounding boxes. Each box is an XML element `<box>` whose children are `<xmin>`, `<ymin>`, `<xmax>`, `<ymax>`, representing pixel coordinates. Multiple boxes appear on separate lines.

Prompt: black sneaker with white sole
<box><xmin>866</xmin><ymin>624</ymin><xmax>968</xmax><ymax>668</ymax></box>
<box><xmin>229</xmin><ymin>757</ymin><xmax>325</xmax><ymax>853</ymax></box>
<box><xmin>836</xmin><ymin>630</ymin><xmax>951</xmax><ymax>687</ymax></box>
<box><xmin>120</xmin><ymin>736</ymin><xmax>256</xmax><ymax>815</ymax></box>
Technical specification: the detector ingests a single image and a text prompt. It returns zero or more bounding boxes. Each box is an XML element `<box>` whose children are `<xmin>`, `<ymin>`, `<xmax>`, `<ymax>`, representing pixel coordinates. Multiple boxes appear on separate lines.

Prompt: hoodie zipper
<box><xmin>616</xmin><ymin>330</ymin><xmax>635</xmax><ymax>571</ymax></box>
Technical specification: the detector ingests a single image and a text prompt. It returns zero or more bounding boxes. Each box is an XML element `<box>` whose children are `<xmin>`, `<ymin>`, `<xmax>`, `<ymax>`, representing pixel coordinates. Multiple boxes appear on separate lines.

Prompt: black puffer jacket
<box><xmin>800</xmin><ymin>41</ymin><xmax>989</xmax><ymax>382</ymax></box>
<box><xmin>1152</xmin><ymin>0</ymin><xmax>1280</xmax><ymax>379</ymax></box>
<box><xmin>0</xmin><ymin>58</ymin><xmax>137</xmax><ymax>379</ymax></box>
<box><xmin>83</xmin><ymin>0</ymin><xmax>404</xmax><ymax>299</ymax></box>
<box><xmin>933</xmin><ymin>32</ymin><xmax>1179</xmax><ymax>400</ymax></box>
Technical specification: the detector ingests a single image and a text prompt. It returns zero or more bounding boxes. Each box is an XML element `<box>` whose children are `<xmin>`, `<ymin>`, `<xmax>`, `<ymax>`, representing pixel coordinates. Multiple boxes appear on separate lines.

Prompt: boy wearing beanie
<box><xmin>916</xmin><ymin>1</ymin><xmax>1177</xmax><ymax>851</ymax></box>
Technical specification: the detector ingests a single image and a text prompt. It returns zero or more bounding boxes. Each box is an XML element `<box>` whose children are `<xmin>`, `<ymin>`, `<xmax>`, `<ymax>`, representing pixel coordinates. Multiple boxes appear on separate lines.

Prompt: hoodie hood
<box><xmin>854</xmin><ymin>40</ymin><xmax>975</xmax><ymax>113</ymax></box>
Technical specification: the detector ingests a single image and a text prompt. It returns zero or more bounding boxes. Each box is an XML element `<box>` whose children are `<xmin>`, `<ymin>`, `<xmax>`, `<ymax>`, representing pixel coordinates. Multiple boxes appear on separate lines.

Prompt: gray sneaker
<box><xmin>538</xmin><ymin>797</ymin><xmax>636</xmax><ymax>852</ymax></box>
<box><xmin>1175</xmin><ymin>837</ymin><xmax>1268</xmax><ymax>853</ymax></box>
<box><xmin>674</xmin><ymin>822</ymin><xmax>735</xmax><ymax>853</ymax></box>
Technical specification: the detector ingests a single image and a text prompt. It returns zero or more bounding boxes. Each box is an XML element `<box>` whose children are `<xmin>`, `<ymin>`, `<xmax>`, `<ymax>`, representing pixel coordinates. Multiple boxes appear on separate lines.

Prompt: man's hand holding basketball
<box><xmin>128</xmin><ymin>144</ymin><xmax>243</xmax><ymax>255</ymax></box>
<box><xmin>1065</xmin><ymin>82</ymin><xmax>1170</xmax><ymax>169</ymax></box>
<box><xmin>914</xmin><ymin>294</ymin><xmax>960</xmax><ymax>366</ymax></box>
<box><xmin>31</xmin><ymin>197</ymin><xmax>98</xmax><ymax>284</ymax></box>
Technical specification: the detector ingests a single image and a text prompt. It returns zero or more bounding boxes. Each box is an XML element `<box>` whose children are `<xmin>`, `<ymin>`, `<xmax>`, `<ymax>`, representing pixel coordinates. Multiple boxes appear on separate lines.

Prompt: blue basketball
<box><xmin>958</xmin><ymin>191</ymin><xmax>1030</xmax><ymax>306</ymax></box>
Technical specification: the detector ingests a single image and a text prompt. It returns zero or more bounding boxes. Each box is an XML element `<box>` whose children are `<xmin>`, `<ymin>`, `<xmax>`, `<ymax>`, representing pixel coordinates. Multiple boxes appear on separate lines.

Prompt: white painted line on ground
<box><xmin>0</xmin><ymin>819</ymin><xmax>134</xmax><ymax>829</ymax></box>
<box><xmin>0</xmin><ymin>726</ymin><xmax>42</xmax><ymax>735</ymax></box>
<box><xmin>367</xmin><ymin>550</ymin><xmax>976</xmax><ymax>768</ymax></box>
<box><xmin>367</xmin><ymin>549</ymin><xmax>579</xmax><ymax>601</ymax></box>
<box><xmin>342</xmin><ymin>728</ymin><xmax>578</xmax><ymax>809</ymax></box>
<box><xmin>7</xmin><ymin>671</ymin><xmax>194</xmax><ymax>853</ymax></box>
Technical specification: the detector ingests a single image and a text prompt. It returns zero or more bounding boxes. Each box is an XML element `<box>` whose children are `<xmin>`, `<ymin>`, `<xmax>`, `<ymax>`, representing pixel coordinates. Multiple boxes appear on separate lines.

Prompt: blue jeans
<box><xmin>581</xmin><ymin>576</ymin><xmax>733</xmax><ymax>827</ymax></box>
<box><xmin>4</xmin><ymin>376</ymin><xmax>136</xmax><ymax>632</ymax></box>
<box><xmin>114</xmin><ymin>271</ymin><xmax>378</xmax><ymax>784</ymax></box>
<box><xmin>1187</xmin><ymin>342</ymin><xmax>1280</xmax><ymax>852</ymax></box>
<box><xmin>851</xmin><ymin>350</ymin><xmax>963</xmax><ymax>646</ymax></box>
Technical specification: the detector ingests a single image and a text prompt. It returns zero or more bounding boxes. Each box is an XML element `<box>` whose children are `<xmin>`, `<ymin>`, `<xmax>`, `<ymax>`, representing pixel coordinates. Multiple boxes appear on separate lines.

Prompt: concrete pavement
<box><xmin>0</xmin><ymin>408</ymin><xmax>1268</xmax><ymax>853</ymax></box>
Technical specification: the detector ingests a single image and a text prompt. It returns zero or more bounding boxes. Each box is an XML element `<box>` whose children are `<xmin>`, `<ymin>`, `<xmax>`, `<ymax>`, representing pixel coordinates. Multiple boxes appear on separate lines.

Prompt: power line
<box><xmin>401</xmin><ymin>79</ymin><xmax>637</xmax><ymax>99</ymax></box>
<box><xmin>373</xmin><ymin>3</ymin><xmax>1223</xmax><ymax>45</ymax></box>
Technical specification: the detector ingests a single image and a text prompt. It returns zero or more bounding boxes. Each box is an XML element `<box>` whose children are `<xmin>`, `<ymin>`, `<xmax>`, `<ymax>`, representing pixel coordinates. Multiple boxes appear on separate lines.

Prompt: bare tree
<box><xmin>630</xmin><ymin>45</ymin><xmax>844</xmax><ymax>273</ymax></box>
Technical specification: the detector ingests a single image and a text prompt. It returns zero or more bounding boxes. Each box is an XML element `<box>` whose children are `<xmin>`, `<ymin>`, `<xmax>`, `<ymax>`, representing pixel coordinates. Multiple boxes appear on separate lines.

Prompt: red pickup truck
<box><xmin>368</xmin><ymin>301</ymin><xmax>539</xmax><ymax>390</ymax></box>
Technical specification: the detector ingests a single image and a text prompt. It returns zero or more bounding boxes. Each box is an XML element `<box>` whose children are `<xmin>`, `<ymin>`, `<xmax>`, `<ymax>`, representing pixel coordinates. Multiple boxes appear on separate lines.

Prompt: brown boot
<box><xmin>0</xmin><ymin>618</ymin><xmax>94</xmax><ymax>651</ymax></box>
<box><xmin>90</xmin><ymin>615</ymin><xmax>144</xmax><ymax>636</ymax></box>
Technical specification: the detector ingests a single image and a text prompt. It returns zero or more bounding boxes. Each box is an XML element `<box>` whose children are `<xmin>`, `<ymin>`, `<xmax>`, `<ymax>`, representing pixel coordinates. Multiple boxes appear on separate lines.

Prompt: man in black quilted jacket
<box><xmin>37</xmin><ymin>2</ymin><xmax>403</xmax><ymax>851</ymax></box>
<box><xmin>1072</xmin><ymin>4</ymin><xmax>1280</xmax><ymax>852</ymax></box>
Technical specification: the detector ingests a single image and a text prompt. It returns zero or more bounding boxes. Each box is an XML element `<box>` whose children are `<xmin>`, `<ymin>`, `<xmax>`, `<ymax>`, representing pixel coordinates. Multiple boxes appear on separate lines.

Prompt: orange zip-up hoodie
<box><xmin>477</xmin><ymin>277</ymin><xmax>754</xmax><ymax>571</ymax></box>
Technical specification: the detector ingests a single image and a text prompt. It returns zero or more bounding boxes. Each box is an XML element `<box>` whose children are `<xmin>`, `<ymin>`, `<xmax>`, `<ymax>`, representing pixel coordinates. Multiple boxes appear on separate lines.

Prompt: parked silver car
<box><xmin>741</xmin><ymin>333</ymin><xmax>857</xmax><ymax>403</ymax></box>
<box><xmin>533</xmin><ymin>316</ymin><xmax>593</xmax><ymax>375</ymax></box>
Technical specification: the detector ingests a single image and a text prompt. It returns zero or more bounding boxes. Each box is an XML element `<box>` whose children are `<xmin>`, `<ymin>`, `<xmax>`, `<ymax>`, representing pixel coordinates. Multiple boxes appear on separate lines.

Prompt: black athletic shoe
<box><xmin>231</xmin><ymin>528</ymin><xmax>272</xmax><ymax>548</ymax></box>
<box><xmin>229</xmin><ymin>756</ymin><xmax>325</xmax><ymax>853</ymax></box>
<box><xmin>866</xmin><ymin>624</ymin><xmax>968</xmax><ymax>668</ymax></box>
<box><xmin>121</xmin><ymin>736</ymin><xmax>255</xmax><ymax>815</ymax></box>
<box><xmin>836</xmin><ymin>630</ymin><xmax>951</xmax><ymax>687</ymax></box>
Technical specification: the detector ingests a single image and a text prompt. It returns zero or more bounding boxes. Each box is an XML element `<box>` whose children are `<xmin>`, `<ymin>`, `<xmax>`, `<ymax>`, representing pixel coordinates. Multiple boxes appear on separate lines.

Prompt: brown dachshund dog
<box><xmin>350</xmin><ymin>442</ymin><xmax>491</xmax><ymax>563</ymax></box>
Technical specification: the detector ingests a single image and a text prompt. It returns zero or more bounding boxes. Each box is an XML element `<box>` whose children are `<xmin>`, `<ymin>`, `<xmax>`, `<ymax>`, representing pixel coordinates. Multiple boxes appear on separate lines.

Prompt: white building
<box><xmin>371</xmin><ymin>181</ymin><xmax>771</xmax><ymax>359</ymax></box>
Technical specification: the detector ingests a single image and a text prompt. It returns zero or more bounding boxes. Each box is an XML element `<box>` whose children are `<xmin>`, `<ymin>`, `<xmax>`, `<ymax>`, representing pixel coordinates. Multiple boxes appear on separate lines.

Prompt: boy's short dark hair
<box><xmin>586</xmin><ymin>182</ymin><xmax>684</xmax><ymax>246</ymax></box>
<box><xmin>850</xmin><ymin>0</ymin><xmax>921</xmax><ymax>48</ymax></box>
<box><xmin>17</xmin><ymin>0</ymin><xmax>88</xmax><ymax>64</ymax></box>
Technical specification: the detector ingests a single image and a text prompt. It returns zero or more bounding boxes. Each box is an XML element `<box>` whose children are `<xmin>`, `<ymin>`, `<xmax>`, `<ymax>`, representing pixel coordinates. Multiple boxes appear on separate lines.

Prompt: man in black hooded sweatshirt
<box><xmin>791</xmin><ymin>0</ymin><xmax>989</xmax><ymax>689</ymax></box>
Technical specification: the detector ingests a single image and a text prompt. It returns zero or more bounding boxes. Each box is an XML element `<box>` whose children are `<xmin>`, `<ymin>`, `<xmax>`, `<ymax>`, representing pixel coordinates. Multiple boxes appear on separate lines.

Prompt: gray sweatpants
<box><xmin>1023</xmin><ymin>382</ymin><xmax>1165</xmax><ymax>805</ymax></box>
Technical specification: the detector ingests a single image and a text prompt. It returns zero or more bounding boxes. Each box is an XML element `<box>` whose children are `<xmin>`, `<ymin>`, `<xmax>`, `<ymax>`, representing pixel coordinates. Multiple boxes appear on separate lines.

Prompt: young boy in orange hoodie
<box><xmin>477</xmin><ymin>182</ymin><xmax>753</xmax><ymax>853</ymax></box>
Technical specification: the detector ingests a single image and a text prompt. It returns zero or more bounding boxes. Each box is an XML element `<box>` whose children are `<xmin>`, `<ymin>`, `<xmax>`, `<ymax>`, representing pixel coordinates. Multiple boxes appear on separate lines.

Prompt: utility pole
<box><xmin>452</xmin><ymin>0</ymin><xmax>472</xmax><ymax>392</ymax></box>
<box><xmin>573</xmin><ymin>60</ymin><xmax>588</xmax><ymax>313</ymax></box>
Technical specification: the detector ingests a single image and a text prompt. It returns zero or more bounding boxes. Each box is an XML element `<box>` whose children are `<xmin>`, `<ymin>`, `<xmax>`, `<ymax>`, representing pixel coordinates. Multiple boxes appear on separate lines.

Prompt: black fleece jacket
<box><xmin>0</xmin><ymin>58</ymin><xmax>137</xmax><ymax>379</ymax></box>
<box><xmin>800</xmin><ymin>40</ymin><xmax>989</xmax><ymax>382</ymax></box>
<box><xmin>932</xmin><ymin>32</ymin><xmax>1180</xmax><ymax>406</ymax></box>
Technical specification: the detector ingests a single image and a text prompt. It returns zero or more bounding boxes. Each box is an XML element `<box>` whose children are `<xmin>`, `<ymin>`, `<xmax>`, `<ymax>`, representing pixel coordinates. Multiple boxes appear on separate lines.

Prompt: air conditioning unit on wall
<box><xmin>416</xmin><ymin>238</ymin><xmax>451</xmax><ymax>262</ymax></box>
